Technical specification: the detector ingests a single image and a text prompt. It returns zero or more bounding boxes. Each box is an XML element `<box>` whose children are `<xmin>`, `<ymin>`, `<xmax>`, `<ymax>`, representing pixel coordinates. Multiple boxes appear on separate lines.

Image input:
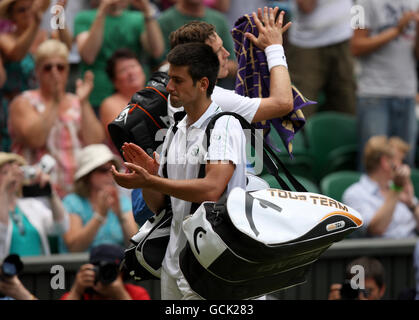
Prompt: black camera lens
<box><xmin>340</xmin><ymin>280</ymin><xmax>359</xmax><ymax>300</ymax></box>
<box><xmin>93</xmin><ymin>262</ymin><xmax>119</xmax><ymax>285</ymax></box>
<box><xmin>1</xmin><ymin>254</ymin><xmax>23</xmax><ymax>278</ymax></box>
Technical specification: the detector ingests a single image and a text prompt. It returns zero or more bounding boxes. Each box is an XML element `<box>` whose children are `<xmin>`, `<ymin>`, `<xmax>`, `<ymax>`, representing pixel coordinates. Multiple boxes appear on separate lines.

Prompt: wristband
<box><xmin>389</xmin><ymin>181</ymin><xmax>403</xmax><ymax>193</ymax></box>
<box><xmin>93</xmin><ymin>212</ymin><xmax>105</xmax><ymax>223</ymax></box>
<box><xmin>265</xmin><ymin>44</ymin><xmax>288</xmax><ymax>71</ymax></box>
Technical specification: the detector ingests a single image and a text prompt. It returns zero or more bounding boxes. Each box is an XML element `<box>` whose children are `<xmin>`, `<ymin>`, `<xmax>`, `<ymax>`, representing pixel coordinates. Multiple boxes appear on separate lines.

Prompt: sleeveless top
<box><xmin>10</xmin><ymin>90</ymin><xmax>83</xmax><ymax>197</ymax></box>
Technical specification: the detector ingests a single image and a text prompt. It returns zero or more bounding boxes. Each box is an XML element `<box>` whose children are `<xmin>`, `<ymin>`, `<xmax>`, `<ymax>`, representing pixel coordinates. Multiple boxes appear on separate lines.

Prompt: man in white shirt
<box><xmin>112</xmin><ymin>42</ymin><xmax>247</xmax><ymax>299</ymax></box>
<box><xmin>166</xmin><ymin>7</ymin><xmax>294</xmax><ymax>124</ymax></box>
<box><xmin>343</xmin><ymin>136</ymin><xmax>419</xmax><ymax>238</ymax></box>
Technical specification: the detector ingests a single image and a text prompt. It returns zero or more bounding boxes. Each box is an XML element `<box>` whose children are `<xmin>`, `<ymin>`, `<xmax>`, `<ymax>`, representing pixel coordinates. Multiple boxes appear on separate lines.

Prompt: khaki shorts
<box><xmin>286</xmin><ymin>40</ymin><xmax>356</xmax><ymax>118</ymax></box>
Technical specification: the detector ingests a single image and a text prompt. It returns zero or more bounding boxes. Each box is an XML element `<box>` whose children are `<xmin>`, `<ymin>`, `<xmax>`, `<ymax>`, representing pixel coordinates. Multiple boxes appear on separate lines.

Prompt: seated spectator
<box><xmin>328</xmin><ymin>256</ymin><xmax>386</xmax><ymax>300</ymax></box>
<box><xmin>343</xmin><ymin>136</ymin><xmax>419</xmax><ymax>238</ymax></box>
<box><xmin>0</xmin><ymin>152</ymin><xmax>69</xmax><ymax>261</ymax></box>
<box><xmin>59</xmin><ymin>144</ymin><xmax>138</xmax><ymax>253</ymax></box>
<box><xmin>8</xmin><ymin>39</ymin><xmax>105</xmax><ymax>197</ymax></box>
<box><xmin>74</xmin><ymin>0</ymin><xmax>164</xmax><ymax>111</ymax></box>
<box><xmin>61</xmin><ymin>244</ymin><xmax>150</xmax><ymax>300</ymax></box>
<box><xmin>0</xmin><ymin>0</ymin><xmax>72</xmax><ymax>152</ymax></box>
<box><xmin>99</xmin><ymin>48</ymin><xmax>146</xmax><ymax>146</ymax></box>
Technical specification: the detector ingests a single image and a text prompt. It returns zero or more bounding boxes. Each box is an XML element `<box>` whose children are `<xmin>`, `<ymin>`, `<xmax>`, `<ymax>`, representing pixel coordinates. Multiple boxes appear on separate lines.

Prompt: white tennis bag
<box><xmin>180</xmin><ymin>187</ymin><xmax>363</xmax><ymax>300</ymax></box>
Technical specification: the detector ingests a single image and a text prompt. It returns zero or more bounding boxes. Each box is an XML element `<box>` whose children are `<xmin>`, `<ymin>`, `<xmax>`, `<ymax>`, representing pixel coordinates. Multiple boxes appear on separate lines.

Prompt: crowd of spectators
<box><xmin>1</xmin><ymin>0</ymin><xmax>419</xmax><ymax>300</ymax></box>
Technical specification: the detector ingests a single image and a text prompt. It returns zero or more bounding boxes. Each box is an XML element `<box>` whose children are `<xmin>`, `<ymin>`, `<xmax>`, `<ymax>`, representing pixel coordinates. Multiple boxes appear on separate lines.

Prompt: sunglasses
<box><xmin>42</xmin><ymin>63</ymin><xmax>67</xmax><ymax>73</ymax></box>
<box><xmin>93</xmin><ymin>165</ymin><xmax>112</xmax><ymax>174</ymax></box>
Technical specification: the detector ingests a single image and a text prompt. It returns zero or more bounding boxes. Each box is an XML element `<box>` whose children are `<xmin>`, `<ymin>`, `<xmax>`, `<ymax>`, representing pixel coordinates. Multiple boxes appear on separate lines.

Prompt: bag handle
<box><xmin>204</xmin><ymin>112</ymin><xmax>307</xmax><ymax>193</ymax></box>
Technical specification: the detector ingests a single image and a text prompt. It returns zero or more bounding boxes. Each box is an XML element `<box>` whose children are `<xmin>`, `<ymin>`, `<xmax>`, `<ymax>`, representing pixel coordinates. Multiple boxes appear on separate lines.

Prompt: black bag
<box><xmin>122</xmin><ymin>114</ymin><xmax>186</xmax><ymax>281</ymax></box>
<box><xmin>108</xmin><ymin>71</ymin><xmax>170</xmax><ymax>158</ymax></box>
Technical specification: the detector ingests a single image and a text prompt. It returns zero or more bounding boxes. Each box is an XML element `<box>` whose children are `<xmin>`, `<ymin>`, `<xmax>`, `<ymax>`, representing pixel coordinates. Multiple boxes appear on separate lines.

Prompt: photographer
<box><xmin>0</xmin><ymin>152</ymin><xmax>69</xmax><ymax>260</ymax></box>
<box><xmin>61</xmin><ymin>244</ymin><xmax>150</xmax><ymax>300</ymax></box>
<box><xmin>328</xmin><ymin>256</ymin><xmax>386</xmax><ymax>300</ymax></box>
<box><xmin>0</xmin><ymin>254</ymin><xmax>37</xmax><ymax>300</ymax></box>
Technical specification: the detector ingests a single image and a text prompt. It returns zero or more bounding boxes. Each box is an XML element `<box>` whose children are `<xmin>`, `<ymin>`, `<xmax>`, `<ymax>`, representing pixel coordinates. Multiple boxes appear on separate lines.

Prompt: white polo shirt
<box><xmin>343</xmin><ymin>174</ymin><xmax>418</xmax><ymax>239</ymax></box>
<box><xmin>158</xmin><ymin>101</ymin><xmax>247</xmax><ymax>278</ymax></box>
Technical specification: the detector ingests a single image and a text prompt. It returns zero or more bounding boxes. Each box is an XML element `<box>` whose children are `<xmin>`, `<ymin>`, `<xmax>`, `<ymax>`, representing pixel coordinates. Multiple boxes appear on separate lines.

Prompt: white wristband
<box><xmin>265</xmin><ymin>44</ymin><xmax>288</xmax><ymax>71</ymax></box>
<box><xmin>93</xmin><ymin>212</ymin><xmax>105</xmax><ymax>224</ymax></box>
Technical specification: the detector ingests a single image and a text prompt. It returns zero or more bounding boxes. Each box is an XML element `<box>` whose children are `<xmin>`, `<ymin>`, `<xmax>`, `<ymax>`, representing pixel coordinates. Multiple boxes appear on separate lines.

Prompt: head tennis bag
<box><xmin>108</xmin><ymin>71</ymin><xmax>170</xmax><ymax>158</ymax></box>
<box><xmin>178</xmin><ymin>112</ymin><xmax>363</xmax><ymax>300</ymax></box>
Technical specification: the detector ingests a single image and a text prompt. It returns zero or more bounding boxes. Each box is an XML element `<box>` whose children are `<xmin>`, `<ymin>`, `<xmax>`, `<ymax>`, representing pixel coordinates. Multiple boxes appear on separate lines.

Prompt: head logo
<box><xmin>114</xmin><ymin>106</ymin><xmax>130</xmax><ymax>124</ymax></box>
<box><xmin>193</xmin><ymin>227</ymin><xmax>207</xmax><ymax>254</ymax></box>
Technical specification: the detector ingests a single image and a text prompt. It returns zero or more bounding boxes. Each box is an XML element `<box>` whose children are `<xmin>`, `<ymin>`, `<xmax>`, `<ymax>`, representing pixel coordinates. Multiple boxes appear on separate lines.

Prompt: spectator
<box><xmin>156</xmin><ymin>0</ymin><xmax>238</xmax><ymax>82</ymax></box>
<box><xmin>328</xmin><ymin>256</ymin><xmax>386</xmax><ymax>300</ymax></box>
<box><xmin>59</xmin><ymin>144</ymin><xmax>138</xmax><ymax>253</ymax></box>
<box><xmin>112</xmin><ymin>42</ymin><xmax>248</xmax><ymax>300</ymax></box>
<box><xmin>0</xmin><ymin>0</ymin><xmax>72</xmax><ymax>152</ymax></box>
<box><xmin>74</xmin><ymin>0</ymin><xmax>164</xmax><ymax>111</ymax></box>
<box><xmin>0</xmin><ymin>152</ymin><xmax>69</xmax><ymax>261</ymax></box>
<box><xmin>8</xmin><ymin>39</ymin><xmax>105</xmax><ymax>198</ymax></box>
<box><xmin>0</xmin><ymin>255</ymin><xmax>37</xmax><ymax>300</ymax></box>
<box><xmin>99</xmin><ymin>48</ymin><xmax>146</xmax><ymax>144</ymax></box>
<box><xmin>351</xmin><ymin>0</ymin><xmax>419</xmax><ymax>168</ymax></box>
<box><xmin>286</xmin><ymin>0</ymin><xmax>356</xmax><ymax>118</ymax></box>
<box><xmin>343</xmin><ymin>136</ymin><xmax>419</xmax><ymax>238</ymax></box>
<box><xmin>61</xmin><ymin>244</ymin><xmax>150</xmax><ymax>300</ymax></box>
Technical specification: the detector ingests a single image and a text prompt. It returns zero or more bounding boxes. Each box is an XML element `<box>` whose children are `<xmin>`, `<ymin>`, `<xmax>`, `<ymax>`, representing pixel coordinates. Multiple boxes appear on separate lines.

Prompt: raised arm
<box><xmin>50</xmin><ymin>0</ymin><xmax>73</xmax><ymax>50</ymax></box>
<box><xmin>351</xmin><ymin>11</ymin><xmax>417</xmax><ymax>57</ymax></box>
<box><xmin>245</xmin><ymin>7</ymin><xmax>293</xmax><ymax>122</ymax></box>
<box><xmin>76</xmin><ymin>0</ymin><xmax>116</xmax><ymax>65</ymax></box>
<box><xmin>132</xmin><ymin>0</ymin><xmax>165</xmax><ymax>59</ymax></box>
<box><xmin>76</xmin><ymin>71</ymin><xmax>105</xmax><ymax>144</ymax></box>
<box><xmin>0</xmin><ymin>18</ymin><xmax>42</xmax><ymax>62</ymax></box>
<box><xmin>9</xmin><ymin>95</ymin><xmax>59</xmax><ymax>149</ymax></box>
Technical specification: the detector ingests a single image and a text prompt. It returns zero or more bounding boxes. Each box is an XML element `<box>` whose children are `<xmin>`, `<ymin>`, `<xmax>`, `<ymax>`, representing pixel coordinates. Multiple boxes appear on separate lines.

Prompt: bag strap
<box><xmin>204</xmin><ymin>112</ymin><xmax>307</xmax><ymax>192</ymax></box>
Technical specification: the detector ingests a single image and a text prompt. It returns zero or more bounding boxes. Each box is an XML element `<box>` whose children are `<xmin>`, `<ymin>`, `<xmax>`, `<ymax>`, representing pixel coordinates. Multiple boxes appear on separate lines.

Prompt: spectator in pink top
<box><xmin>8</xmin><ymin>39</ymin><xmax>105</xmax><ymax>198</ymax></box>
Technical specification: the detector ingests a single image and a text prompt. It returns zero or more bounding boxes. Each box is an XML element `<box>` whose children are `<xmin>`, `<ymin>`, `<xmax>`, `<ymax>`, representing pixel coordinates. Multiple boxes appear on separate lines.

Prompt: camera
<box><xmin>92</xmin><ymin>261</ymin><xmax>119</xmax><ymax>285</ymax></box>
<box><xmin>340</xmin><ymin>280</ymin><xmax>359</xmax><ymax>300</ymax></box>
<box><xmin>340</xmin><ymin>280</ymin><xmax>371</xmax><ymax>300</ymax></box>
<box><xmin>21</xmin><ymin>154</ymin><xmax>56</xmax><ymax>197</ymax></box>
<box><xmin>0</xmin><ymin>254</ymin><xmax>23</xmax><ymax>280</ymax></box>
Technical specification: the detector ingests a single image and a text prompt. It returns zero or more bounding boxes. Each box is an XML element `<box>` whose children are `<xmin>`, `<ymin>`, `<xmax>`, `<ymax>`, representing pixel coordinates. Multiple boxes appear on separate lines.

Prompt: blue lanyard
<box><xmin>10</xmin><ymin>206</ymin><xmax>25</xmax><ymax>236</ymax></box>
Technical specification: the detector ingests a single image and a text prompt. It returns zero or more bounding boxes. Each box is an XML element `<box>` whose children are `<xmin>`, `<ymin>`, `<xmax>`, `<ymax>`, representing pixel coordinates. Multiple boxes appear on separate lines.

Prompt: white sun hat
<box><xmin>74</xmin><ymin>144</ymin><xmax>121</xmax><ymax>181</ymax></box>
